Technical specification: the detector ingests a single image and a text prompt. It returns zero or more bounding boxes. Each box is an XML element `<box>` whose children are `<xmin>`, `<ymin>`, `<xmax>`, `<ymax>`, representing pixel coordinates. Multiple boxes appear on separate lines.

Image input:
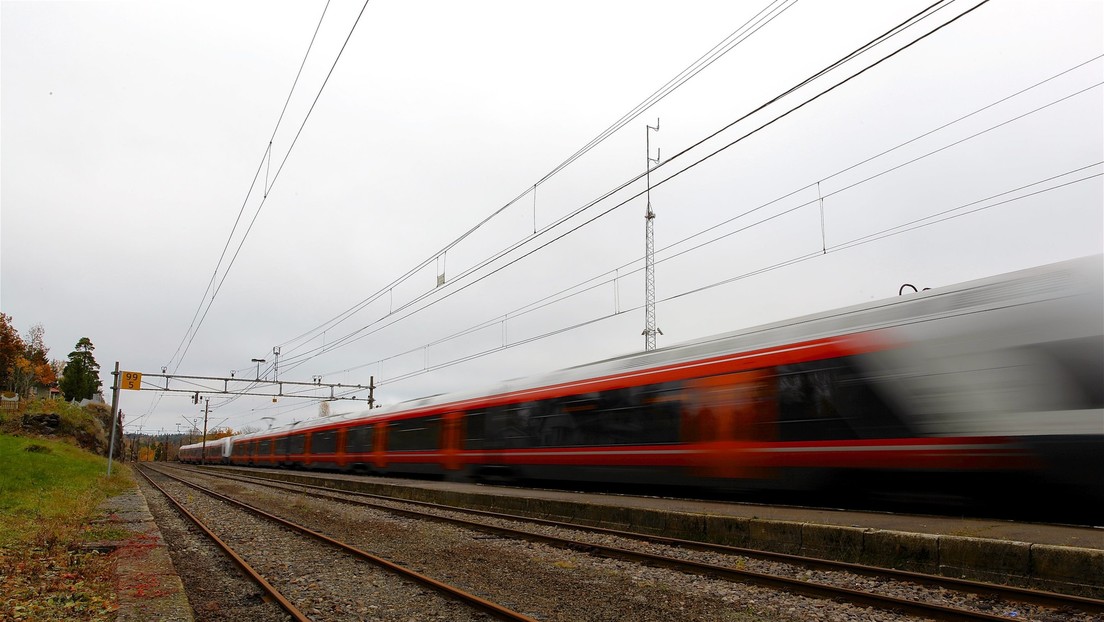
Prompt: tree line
<box><xmin>1</xmin><ymin>313</ymin><xmax>103</xmax><ymax>401</ymax></box>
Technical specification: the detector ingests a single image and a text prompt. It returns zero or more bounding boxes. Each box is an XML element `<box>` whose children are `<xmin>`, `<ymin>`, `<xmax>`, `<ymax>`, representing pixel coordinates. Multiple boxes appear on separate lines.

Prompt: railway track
<box><xmin>137</xmin><ymin>465</ymin><xmax>538</xmax><ymax>622</ymax></box>
<box><xmin>163</xmin><ymin>464</ymin><xmax>1104</xmax><ymax>621</ymax></box>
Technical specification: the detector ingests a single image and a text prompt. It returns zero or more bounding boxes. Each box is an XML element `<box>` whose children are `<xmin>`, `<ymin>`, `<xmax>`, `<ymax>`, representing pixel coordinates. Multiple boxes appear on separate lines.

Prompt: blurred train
<box><xmin>180</xmin><ymin>256</ymin><xmax>1103</xmax><ymax>515</ymax></box>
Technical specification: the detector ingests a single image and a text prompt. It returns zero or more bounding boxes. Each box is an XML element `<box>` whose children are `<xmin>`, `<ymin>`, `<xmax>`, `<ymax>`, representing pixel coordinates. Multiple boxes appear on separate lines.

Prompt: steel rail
<box><xmin>148</xmin><ymin>465</ymin><xmax>539</xmax><ymax>622</ymax></box>
<box><xmin>188</xmin><ymin>464</ymin><xmax>1104</xmax><ymax>615</ymax></box>
<box><xmin>169</xmin><ymin>465</ymin><xmax>1084</xmax><ymax>621</ymax></box>
<box><xmin>135</xmin><ymin>466</ymin><xmax>313</xmax><ymax>622</ymax></box>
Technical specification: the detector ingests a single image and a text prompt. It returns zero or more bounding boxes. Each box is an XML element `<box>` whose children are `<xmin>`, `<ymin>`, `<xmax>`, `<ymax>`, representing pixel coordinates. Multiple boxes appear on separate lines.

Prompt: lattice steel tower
<box><xmin>643</xmin><ymin>120</ymin><xmax>661</xmax><ymax>351</ymax></box>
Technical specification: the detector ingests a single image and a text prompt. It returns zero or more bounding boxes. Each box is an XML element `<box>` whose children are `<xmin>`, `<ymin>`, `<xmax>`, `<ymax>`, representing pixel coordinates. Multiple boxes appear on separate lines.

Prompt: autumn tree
<box><xmin>0</xmin><ymin>313</ymin><xmax>26</xmax><ymax>392</ymax></box>
<box><xmin>24</xmin><ymin>324</ymin><xmax>56</xmax><ymax>390</ymax></box>
<box><xmin>59</xmin><ymin>337</ymin><xmax>102</xmax><ymax>401</ymax></box>
<box><xmin>206</xmin><ymin>427</ymin><xmax>236</xmax><ymax>441</ymax></box>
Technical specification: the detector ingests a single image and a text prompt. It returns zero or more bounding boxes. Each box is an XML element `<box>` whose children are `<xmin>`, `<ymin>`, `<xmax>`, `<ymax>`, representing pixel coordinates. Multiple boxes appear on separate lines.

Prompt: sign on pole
<box><xmin>120</xmin><ymin>371</ymin><xmax>142</xmax><ymax>390</ymax></box>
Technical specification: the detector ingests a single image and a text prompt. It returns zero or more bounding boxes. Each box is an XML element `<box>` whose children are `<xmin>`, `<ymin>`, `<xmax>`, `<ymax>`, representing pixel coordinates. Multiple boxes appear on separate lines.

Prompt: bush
<box><xmin>0</xmin><ymin>402</ymin><xmax>20</xmax><ymax>435</ymax></box>
<box><xmin>19</xmin><ymin>399</ymin><xmax>112</xmax><ymax>456</ymax></box>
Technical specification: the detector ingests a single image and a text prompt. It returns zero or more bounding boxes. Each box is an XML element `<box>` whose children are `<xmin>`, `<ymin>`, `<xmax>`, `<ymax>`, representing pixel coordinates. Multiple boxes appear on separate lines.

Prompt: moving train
<box><xmin>180</xmin><ymin>256</ymin><xmax>1103</xmax><ymax>513</ymax></box>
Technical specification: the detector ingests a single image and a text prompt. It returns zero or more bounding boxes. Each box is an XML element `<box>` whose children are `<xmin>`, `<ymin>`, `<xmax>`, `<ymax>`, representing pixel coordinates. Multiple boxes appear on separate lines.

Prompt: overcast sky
<box><xmin>2</xmin><ymin>0</ymin><xmax>1101</xmax><ymax>437</ymax></box>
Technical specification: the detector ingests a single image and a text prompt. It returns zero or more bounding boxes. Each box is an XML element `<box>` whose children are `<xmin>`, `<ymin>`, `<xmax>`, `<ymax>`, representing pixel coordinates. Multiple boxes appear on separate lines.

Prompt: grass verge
<box><xmin>0</xmin><ymin>433</ymin><xmax>133</xmax><ymax>621</ymax></box>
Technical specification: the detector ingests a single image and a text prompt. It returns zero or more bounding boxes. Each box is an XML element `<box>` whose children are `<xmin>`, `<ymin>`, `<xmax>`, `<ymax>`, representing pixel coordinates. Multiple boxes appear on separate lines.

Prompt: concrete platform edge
<box><xmin>93</xmin><ymin>485</ymin><xmax>194</xmax><ymax>621</ymax></box>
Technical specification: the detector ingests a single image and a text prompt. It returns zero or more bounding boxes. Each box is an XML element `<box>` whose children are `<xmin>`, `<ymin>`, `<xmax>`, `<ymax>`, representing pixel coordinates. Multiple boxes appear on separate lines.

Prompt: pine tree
<box><xmin>59</xmin><ymin>337</ymin><xmax>102</xmax><ymax>401</ymax></box>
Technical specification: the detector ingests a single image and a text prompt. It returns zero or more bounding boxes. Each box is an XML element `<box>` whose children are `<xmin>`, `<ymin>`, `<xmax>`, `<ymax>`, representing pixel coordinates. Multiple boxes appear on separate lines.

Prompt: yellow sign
<box><xmin>120</xmin><ymin>371</ymin><xmax>142</xmax><ymax>390</ymax></box>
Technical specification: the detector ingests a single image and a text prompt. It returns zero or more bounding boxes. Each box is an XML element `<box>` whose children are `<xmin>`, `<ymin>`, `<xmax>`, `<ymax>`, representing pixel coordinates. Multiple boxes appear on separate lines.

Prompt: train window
<box><xmin>463</xmin><ymin>411</ymin><xmax>487</xmax><ymax>450</ymax></box>
<box><xmin>638</xmin><ymin>382</ymin><xmax>683</xmax><ymax>444</ymax></box>
<box><xmin>388</xmin><ymin>416</ymin><xmax>441</xmax><ymax>452</ymax></box>
<box><xmin>563</xmin><ymin>394</ymin><xmax>602</xmax><ymax>446</ymax></box>
<box><xmin>518</xmin><ymin>401</ymin><xmax>568</xmax><ymax>448</ymax></box>
<box><xmin>289</xmin><ymin>434</ymin><xmax>306</xmax><ymax>454</ymax></box>
<box><xmin>258</xmin><ymin>440</ymin><xmax>271</xmax><ymax>454</ymax></box>
<box><xmin>459</xmin><ymin>406</ymin><xmax>520</xmax><ymax>450</ymax></box>
<box><xmin>498</xmin><ymin>403</ymin><xmax>536</xmax><ymax>449</ymax></box>
<box><xmin>346</xmin><ymin>425</ymin><xmax>373</xmax><ymax>453</ymax></box>
<box><xmin>517</xmin><ymin>398</ymin><xmax>580</xmax><ymax>447</ymax></box>
<box><xmin>514</xmin><ymin>385</ymin><xmax>683</xmax><ymax>448</ymax></box>
<box><xmin>312</xmin><ymin>430</ymin><xmax>338</xmax><ymax>454</ymax></box>
<box><xmin>274</xmin><ymin>437</ymin><xmax>287</xmax><ymax>454</ymax></box>
<box><xmin>555</xmin><ymin>389</ymin><xmax>641</xmax><ymax>446</ymax></box>
<box><xmin>459</xmin><ymin>384</ymin><xmax>684</xmax><ymax>451</ymax></box>
<box><xmin>526</xmin><ymin>401</ymin><xmax>575</xmax><ymax>447</ymax></box>
<box><xmin>776</xmin><ymin>357</ymin><xmax>906</xmax><ymax>441</ymax></box>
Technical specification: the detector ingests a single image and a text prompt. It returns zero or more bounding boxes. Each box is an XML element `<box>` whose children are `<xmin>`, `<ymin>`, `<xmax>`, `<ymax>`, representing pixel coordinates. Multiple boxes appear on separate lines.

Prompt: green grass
<box><xmin>0</xmin><ymin>434</ymin><xmax>130</xmax><ymax>546</ymax></box>
<box><xmin>0</xmin><ymin>433</ymin><xmax>133</xmax><ymax>621</ymax></box>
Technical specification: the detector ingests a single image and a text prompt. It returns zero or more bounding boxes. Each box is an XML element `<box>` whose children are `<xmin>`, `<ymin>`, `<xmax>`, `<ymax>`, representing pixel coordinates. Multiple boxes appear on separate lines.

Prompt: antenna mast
<box><xmin>643</xmin><ymin>119</ymin><xmax>662</xmax><ymax>351</ymax></box>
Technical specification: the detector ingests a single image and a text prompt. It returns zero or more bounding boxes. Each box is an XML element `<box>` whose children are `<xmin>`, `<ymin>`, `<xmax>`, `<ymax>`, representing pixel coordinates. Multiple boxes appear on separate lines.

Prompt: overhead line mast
<box><xmin>643</xmin><ymin>119</ymin><xmax>662</xmax><ymax>351</ymax></box>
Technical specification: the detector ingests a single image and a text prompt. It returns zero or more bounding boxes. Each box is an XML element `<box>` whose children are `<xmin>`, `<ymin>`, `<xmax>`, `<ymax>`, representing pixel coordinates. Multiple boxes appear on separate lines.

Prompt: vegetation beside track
<box><xmin>0</xmin><ymin>432</ymin><xmax>133</xmax><ymax>621</ymax></box>
<box><xmin>1</xmin><ymin>397</ymin><xmax>116</xmax><ymax>455</ymax></box>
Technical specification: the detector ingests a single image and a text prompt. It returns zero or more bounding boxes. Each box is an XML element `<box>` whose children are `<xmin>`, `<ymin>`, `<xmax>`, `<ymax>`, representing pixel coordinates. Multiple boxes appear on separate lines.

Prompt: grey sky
<box><xmin>2</xmin><ymin>0</ymin><xmax>1101</xmax><ymax>436</ymax></box>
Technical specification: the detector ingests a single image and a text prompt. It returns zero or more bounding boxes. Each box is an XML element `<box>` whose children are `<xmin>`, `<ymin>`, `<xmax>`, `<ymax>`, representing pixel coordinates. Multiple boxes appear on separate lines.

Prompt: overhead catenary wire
<box><xmin>274</xmin><ymin>0</ymin><xmax>806</xmax><ymax>357</ymax></box>
<box><xmin>168</xmin><ymin>0</ymin><xmax>372</xmax><ymax>384</ymax></box>
<box><xmin>219</xmin><ymin>153</ymin><xmax>1102</xmax><ymax>423</ymax></box>
<box><xmin>142</xmin><ymin>0</ymin><xmax>368</xmax><ymax>430</ymax></box>
<box><xmin>273</xmin><ymin>0</ymin><xmax>963</xmax><ymax>376</ymax></box>
<box><xmin>164</xmin><ymin>0</ymin><xmax>336</xmax><ymax>376</ymax></box>
<box><xmin>370</xmin><ymin>162</ymin><xmax>1102</xmax><ymax>388</ymax></box>
<box><xmin>273</xmin><ymin>0</ymin><xmax>989</xmax><ymax>376</ymax></box>
<box><xmin>330</xmin><ymin>83</ymin><xmax>1103</xmax><ymax>383</ymax></box>
<box><xmin>157</xmin><ymin>1</ymin><xmax>1094</xmax><ymax>432</ymax></box>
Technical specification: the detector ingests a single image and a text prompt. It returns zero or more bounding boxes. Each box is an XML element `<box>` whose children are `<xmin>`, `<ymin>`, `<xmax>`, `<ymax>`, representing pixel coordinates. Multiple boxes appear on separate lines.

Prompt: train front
<box><xmin>863</xmin><ymin>257</ymin><xmax>1103</xmax><ymax>515</ymax></box>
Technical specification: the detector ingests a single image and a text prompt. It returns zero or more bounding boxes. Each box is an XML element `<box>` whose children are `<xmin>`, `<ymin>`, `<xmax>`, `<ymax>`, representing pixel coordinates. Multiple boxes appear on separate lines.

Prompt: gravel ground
<box><xmin>138</xmin><ymin>473</ymin><xmax>293</xmax><ymax>622</ymax></box>
<box><xmin>145</xmin><ymin>471</ymin><xmax>489</xmax><ymax>622</ymax></box>
<box><xmin>153</xmin><ymin>467</ymin><xmax>1099</xmax><ymax>622</ymax></box>
<box><xmin>160</xmin><ymin>469</ymin><xmax>895</xmax><ymax>621</ymax></box>
<box><xmin>338</xmin><ymin>489</ymin><xmax>1097</xmax><ymax>622</ymax></box>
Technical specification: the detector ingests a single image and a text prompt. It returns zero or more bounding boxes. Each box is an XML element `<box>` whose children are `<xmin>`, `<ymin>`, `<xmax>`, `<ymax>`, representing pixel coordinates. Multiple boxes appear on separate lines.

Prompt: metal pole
<box><xmin>107</xmin><ymin>361</ymin><xmax>121</xmax><ymax>476</ymax></box>
<box><xmin>644</xmin><ymin>119</ymin><xmax>661</xmax><ymax>351</ymax></box>
<box><xmin>200</xmin><ymin>398</ymin><xmax>210</xmax><ymax>464</ymax></box>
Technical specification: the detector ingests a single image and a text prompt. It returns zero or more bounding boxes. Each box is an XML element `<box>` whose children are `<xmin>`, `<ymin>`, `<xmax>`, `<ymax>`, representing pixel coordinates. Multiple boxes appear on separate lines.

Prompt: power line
<box><xmin>164</xmin><ymin>0</ymin><xmax>336</xmax><ymax>376</ymax></box>
<box><xmin>143</xmin><ymin>0</ymin><xmax>364</xmax><ymax>430</ymax></box>
<box><xmin>822</xmin><ymin>82</ymin><xmax>1103</xmax><ymax>201</ymax></box>
<box><xmin>274</xmin><ymin>0</ymin><xmax>805</xmax><ymax>357</ymax></box>
<box><xmin>333</xmin><ymin>81</ymin><xmax>1103</xmax><ymax>382</ymax></box>
<box><xmin>538</xmin><ymin>0</ymin><xmax>802</xmax><ymax>185</ymax></box>
<box><xmin>148</xmin><ymin>2</ymin><xmax>1095</xmax><ymax>428</ymax></box>
<box><xmin>332</xmin><ymin>10</ymin><xmax>1101</xmax><ymax>389</ymax></box>
<box><xmin>371</xmin><ymin>163</ymin><xmax>1101</xmax><ymax>388</ymax></box>
<box><xmin>167</xmin><ymin>0</ymin><xmax>372</xmax><ymax>377</ymax></box>
<box><xmin>274</xmin><ymin>0</ymin><xmax>990</xmax><ymax>375</ymax></box>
